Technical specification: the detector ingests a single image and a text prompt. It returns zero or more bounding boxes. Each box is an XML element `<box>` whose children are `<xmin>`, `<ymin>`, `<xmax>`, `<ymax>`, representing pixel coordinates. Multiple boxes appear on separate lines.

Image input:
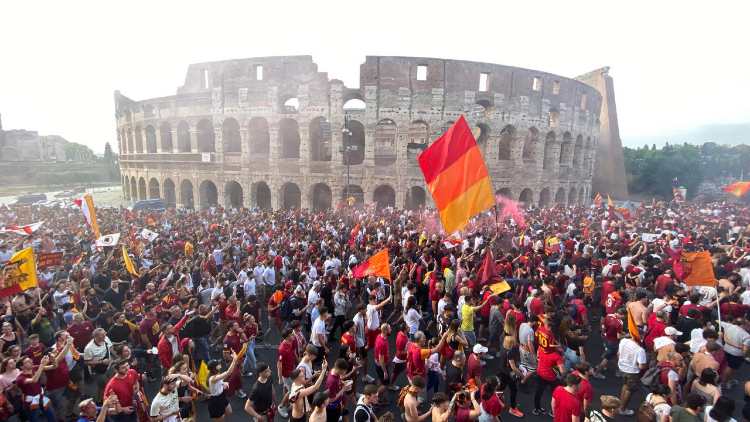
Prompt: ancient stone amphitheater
<box><xmin>116</xmin><ymin>55</ymin><xmax>626</xmax><ymax>210</ymax></box>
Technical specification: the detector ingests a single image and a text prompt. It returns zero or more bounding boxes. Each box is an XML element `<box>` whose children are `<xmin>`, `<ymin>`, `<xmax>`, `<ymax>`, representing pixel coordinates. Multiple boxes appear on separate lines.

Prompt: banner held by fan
<box><xmin>0</xmin><ymin>248</ymin><xmax>38</xmax><ymax>297</ymax></box>
<box><xmin>352</xmin><ymin>248</ymin><xmax>391</xmax><ymax>281</ymax></box>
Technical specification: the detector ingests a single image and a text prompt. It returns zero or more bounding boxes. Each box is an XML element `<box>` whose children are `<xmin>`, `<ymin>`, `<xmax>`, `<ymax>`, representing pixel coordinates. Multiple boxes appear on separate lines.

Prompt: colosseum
<box><xmin>115</xmin><ymin>55</ymin><xmax>626</xmax><ymax>211</ymax></box>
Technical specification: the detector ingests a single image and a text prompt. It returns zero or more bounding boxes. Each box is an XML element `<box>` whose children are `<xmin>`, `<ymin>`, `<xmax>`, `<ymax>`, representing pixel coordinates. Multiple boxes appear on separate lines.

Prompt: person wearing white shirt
<box><xmin>307</xmin><ymin>282</ymin><xmax>321</xmax><ymax>318</ymax></box>
<box><xmin>617</xmin><ymin>336</ymin><xmax>648</xmax><ymax>415</ymax></box>
<box><xmin>243</xmin><ymin>272</ymin><xmax>256</xmax><ymax>298</ymax></box>
<box><xmin>263</xmin><ymin>265</ymin><xmax>276</xmax><ymax>287</ymax></box>
<box><xmin>308</xmin><ymin>263</ymin><xmax>318</xmax><ymax>281</ymax></box>
<box><xmin>310</xmin><ymin>308</ymin><xmax>330</xmax><ymax>353</ymax></box>
<box><xmin>150</xmin><ymin>374</ymin><xmax>185</xmax><ymax>422</ymax></box>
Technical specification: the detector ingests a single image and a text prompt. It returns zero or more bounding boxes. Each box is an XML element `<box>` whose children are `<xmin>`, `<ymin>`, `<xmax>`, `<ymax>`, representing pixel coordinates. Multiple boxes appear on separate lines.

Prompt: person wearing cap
<box><xmin>466</xmin><ymin>343</ymin><xmax>488</xmax><ymax>389</ymax></box>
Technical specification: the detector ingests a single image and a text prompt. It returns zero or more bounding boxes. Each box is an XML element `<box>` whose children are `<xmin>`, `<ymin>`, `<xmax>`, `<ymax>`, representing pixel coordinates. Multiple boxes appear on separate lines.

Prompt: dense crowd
<box><xmin>0</xmin><ymin>198</ymin><xmax>749</xmax><ymax>422</ymax></box>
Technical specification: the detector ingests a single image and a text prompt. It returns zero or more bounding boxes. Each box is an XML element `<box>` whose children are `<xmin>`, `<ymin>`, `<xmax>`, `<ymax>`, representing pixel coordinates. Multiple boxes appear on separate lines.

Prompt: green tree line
<box><xmin>624</xmin><ymin>142</ymin><xmax>750</xmax><ymax>199</ymax></box>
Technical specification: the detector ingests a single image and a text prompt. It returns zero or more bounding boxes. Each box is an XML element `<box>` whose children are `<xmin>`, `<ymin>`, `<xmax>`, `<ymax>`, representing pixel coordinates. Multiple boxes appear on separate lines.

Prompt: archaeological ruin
<box><xmin>115</xmin><ymin>55</ymin><xmax>627</xmax><ymax>210</ymax></box>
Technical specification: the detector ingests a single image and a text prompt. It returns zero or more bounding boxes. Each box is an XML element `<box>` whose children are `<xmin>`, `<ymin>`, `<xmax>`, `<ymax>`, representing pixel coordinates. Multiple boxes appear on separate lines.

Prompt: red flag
<box><xmin>352</xmin><ymin>249</ymin><xmax>391</xmax><ymax>280</ymax></box>
<box><xmin>723</xmin><ymin>181</ymin><xmax>750</xmax><ymax>197</ymax></box>
<box><xmin>681</xmin><ymin>251</ymin><xmax>717</xmax><ymax>287</ymax></box>
<box><xmin>348</xmin><ymin>224</ymin><xmax>360</xmax><ymax>247</ymax></box>
<box><xmin>477</xmin><ymin>249</ymin><xmax>499</xmax><ymax>286</ymax></box>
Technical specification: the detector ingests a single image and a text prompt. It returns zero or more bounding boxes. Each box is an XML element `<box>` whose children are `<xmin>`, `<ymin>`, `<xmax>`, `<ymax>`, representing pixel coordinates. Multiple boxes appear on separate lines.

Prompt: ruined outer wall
<box><xmin>576</xmin><ymin>68</ymin><xmax>628</xmax><ymax>199</ymax></box>
<box><xmin>116</xmin><ymin>55</ymin><xmax>603</xmax><ymax>210</ymax></box>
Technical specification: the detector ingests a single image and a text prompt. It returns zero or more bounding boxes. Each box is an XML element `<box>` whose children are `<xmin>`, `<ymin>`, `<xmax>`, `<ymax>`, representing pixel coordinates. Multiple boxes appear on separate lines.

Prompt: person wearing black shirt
<box><xmin>498</xmin><ymin>335</ymin><xmax>523</xmax><ymax>416</ymax></box>
<box><xmin>444</xmin><ymin>351</ymin><xmax>466</xmax><ymax>395</ymax></box>
<box><xmin>103</xmin><ymin>280</ymin><xmax>126</xmax><ymax>310</ymax></box>
<box><xmin>245</xmin><ymin>363</ymin><xmax>275</xmax><ymax>420</ymax></box>
<box><xmin>107</xmin><ymin>313</ymin><xmax>132</xmax><ymax>344</ymax></box>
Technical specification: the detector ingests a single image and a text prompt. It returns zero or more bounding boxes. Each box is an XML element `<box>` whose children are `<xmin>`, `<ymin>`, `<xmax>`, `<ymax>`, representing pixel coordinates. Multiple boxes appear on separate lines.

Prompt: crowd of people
<box><xmin>0</xmin><ymin>198</ymin><xmax>749</xmax><ymax>422</ymax></box>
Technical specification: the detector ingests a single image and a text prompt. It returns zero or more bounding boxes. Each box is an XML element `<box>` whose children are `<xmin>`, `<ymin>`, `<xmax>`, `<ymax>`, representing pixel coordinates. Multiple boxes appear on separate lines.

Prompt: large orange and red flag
<box><xmin>723</xmin><ymin>181</ymin><xmax>750</xmax><ymax>198</ymax></box>
<box><xmin>418</xmin><ymin>115</ymin><xmax>494</xmax><ymax>233</ymax></box>
<box><xmin>681</xmin><ymin>251</ymin><xmax>717</xmax><ymax>287</ymax></box>
<box><xmin>352</xmin><ymin>248</ymin><xmax>391</xmax><ymax>280</ymax></box>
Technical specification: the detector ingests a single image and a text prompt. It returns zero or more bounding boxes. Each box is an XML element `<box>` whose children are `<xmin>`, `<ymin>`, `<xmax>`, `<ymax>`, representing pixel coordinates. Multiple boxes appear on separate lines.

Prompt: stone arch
<box><xmin>542</xmin><ymin>131</ymin><xmax>556</xmax><ymax>170</ymax></box>
<box><xmin>496</xmin><ymin>188</ymin><xmax>512</xmax><ymax>199</ymax></box>
<box><xmin>522</xmin><ymin>127</ymin><xmax>539</xmax><ymax>161</ymax></box>
<box><xmin>374</xmin><ymin>119</ymin><xmax>397</xmax><ymax>166</ymax></box>
<box><xmin>498</xmin><ymin>125</ymin><xmax>515</xmax><ymax>161</ymax></box>
<box><xmin>135</xmin><ymin>126</ymin><xmax>144</xmax><ymax>153</ymax></box>
<box><xmin>224</xmin><ymin>180</ymin><xmax>243</xmax><ymax>209</ymax></box>
<box><xmin>343</xmin><ymin>120</ymin><xmax>365</xmax><ymax>165</ymax></box>
<box><xmin>163</xmin><ymin>179</ymin><xmax>176</xmax><ymax>207</ymax></box>
<box><xmin>199</xmin><ymin>180</ymin><xmax>218</xmax><ymax>208</ymax></box>
<box><xmin>311</xmin><ymin>183</ymin><xmax>332</xmax><ymax>211</ymax></box>
<box><xmin>407</xmin><ymin>120</ymin><xmax>429</xmax><ymax>161</ymax></box>
<box><xmin>342</xmin><ymin>98</ymin><xmax>366</xmax><ymax>110</ymax></box>
<box><xmin>555</xmin><ymin>187</ymin><xmax>566</xmax><ymax>205</ymax></box>
<box><xmin>342</xmin><ymin>185</ymin><xmax>364</xmax><ymax>207</ymax></box>
<box><xmin>160</xmin><ymin>122</ymin><xmax>173</xmax><ymax>152</ymax></box>
<box><xmin>373</xmin><ymin>185</ymin><xmax>396</xmax><ymax>209</ymax></box>
<box><xmin>145</xmin><ymin>126</ymin><xmax>157</xmax><ymax>153</ymax></box>
<box><xmin>405</xmin><ymin>186</ymin><xmax>426</xmax><ymax>210</ymax></box>
<box><xmin>138</xmin><ymin>177</ymin><xmax>147</xmax><ymax>200</ymax></box>
<box><xmin>130</xmin><ymin>177</ymin><xmax>137</xmax><ymax>200</ymax></box>
<box><xmin>569</xmin><ymin>187</ymin><xmax>578</xmax><ymax>205</ymax></box>
<box><xmin>309</xmin><ymin>117</ymin><xmax>331</xmax><ymax>161</ymax></box>
<box><xmin>281</xmin><ymin>182</ymin><xmax>301</xmax><ymax>209</ymax></box>
<box><xmin>126</xmin><ymin>128</ymin><xmax>134</xmax><ymax>153</ymax></box>
<box><xmin>518</xmin><ymin>188</ymin><xmax>534</xmax><ymax>206</ymax></box>
<box><xmin>180</xmin><ymin>180</ymin><xmax>194</xmax><ymax>209</ymax></box>
<box><xmin>539</xmin><ymin>187</ymin><xmax>551</xmax><ymax>208</ymax></box>
<box><xmin>573</xmin><ymin>135</ymin><xmax>584</xmax><ymax>169</ymax></box>
<box><xmin>252</xmin><ymin>182</ymin><xmax>272</xmax><ymax>210</ymax></box>
<box><xmin>560</xmin><ymin>132</ymin><xmax>573</xmax><ymax>165</ymax></box>
<box><xmin>177</xmin><ymin>121</ymin><xmax>191</xmax><ymax>152</ymax></box>
<box><xmin>148</xmin><ymin>178</ymin><xmax>160</xmax><ymax>199</ymax></box>
<box><xmin>197</xmin><ymin>119</ymin><xmax>215</xmax><ymax>153</ymax></box>
<box><xmin>279</xmin><ymin>118</ymin><xmax>300</xmax><ymax>159</ymax></box>
<box><xmin>248</xmin><ymin>117</ymin><xmax>270</xmax><ymax>156</ymax></box>
<box><xmin>222</xmin><ymin>118</ymin><xmax>241</xmax><ymax>153</ymax></box>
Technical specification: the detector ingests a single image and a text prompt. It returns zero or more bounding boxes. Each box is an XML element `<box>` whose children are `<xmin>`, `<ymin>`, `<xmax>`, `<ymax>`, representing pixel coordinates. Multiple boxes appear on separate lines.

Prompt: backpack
<box><xmin>280</xmin><ymin>295</ymin><xmax>293</xmax><ymax>320</ymax></box>
<box><xmin>640</xmin><ymin>364</ymin><xmax>670</xmax><ymax>388</ymax></box>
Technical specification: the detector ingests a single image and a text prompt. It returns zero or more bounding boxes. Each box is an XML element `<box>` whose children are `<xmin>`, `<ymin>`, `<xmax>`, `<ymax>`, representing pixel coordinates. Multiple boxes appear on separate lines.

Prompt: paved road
<box><xmin>142</xmin><ymin>312</ymin><xmax>750</xmax><ymax>422</ymax></box>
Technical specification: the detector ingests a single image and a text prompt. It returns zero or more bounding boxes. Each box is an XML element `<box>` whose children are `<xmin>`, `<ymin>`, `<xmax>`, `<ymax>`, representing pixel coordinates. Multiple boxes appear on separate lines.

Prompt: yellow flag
<box><xmin>236</xmin><ymin>342</ymin><xmax>249</xmax><ymax>362</ymax></box>
<box><xmin>489</xmin><ymin>280</ymin><xmax>511</xmax><ymax>295</ymax></box>
<box><xmin>122</xmin><ymin>245</ymin><xmax>138</xmax><ymax>277</ymax></box>
<box><xmin>627</xmin><ymin>308</ymin><xmax>640</xmax><ymax>343</ymax></box>
<box><xmin>184</xmin><ymin>241</ymin><xmax>194</xmax><ymax>257</ymax></box>
<box><xmin>0</xmin><ymin>247</ymin><xmax>38</xmax><ymax>297</ymax></box>
<box><xmin>196</xmin><ymin>360</ymin><xmax>209</xmax><ymax>390</ymax></box>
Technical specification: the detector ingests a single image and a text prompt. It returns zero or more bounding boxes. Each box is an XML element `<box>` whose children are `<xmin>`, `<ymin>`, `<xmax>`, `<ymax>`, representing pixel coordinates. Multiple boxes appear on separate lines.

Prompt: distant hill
<box><xmin>624</xmin><ymin>122</ymin><xmax>750</xmax><ymax>148</ymax></box>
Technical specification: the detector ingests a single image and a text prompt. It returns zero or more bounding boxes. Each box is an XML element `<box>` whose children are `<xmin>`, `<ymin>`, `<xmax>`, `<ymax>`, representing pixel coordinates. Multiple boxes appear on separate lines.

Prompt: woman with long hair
<box><xmin>645</xmin><ymin>384</ymin><xmax>672</xmax><ymax>422</ymax></box>
<box><xmin>206</xmin><ymin>351</ymin><xmax>241</xmax><ymax>421</ymax></box>
<box><xmin>498</xmin><ymin>334</ymin><xmax>524</xmax><ymax>417</ymax></box>
<box><xmin>479</xmin><ymin>376</ymin><xmax>503</xmax><ymax>422</ymax></box>
<box><xmin>690</xmin><ymin>368</ymin><xmax>722</xmax><ymax>405</ymax></box>
<box><xmin>404</xmin><ymin>295</ymin><xmax>422</xmax><ymax>338</ymax></box>
<box><xmin>309</xmin><ymin>391</ymin><xmax>329</xmax><ymax>422</ymax></box>
<box><xmin>168</xmin><ymin>359</ymin><xmax>202</xmax><ymax>421</ymax></box>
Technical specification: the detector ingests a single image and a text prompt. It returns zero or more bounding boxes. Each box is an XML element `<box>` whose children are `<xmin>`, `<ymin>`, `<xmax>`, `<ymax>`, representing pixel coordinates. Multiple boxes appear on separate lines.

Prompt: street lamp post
<box><xmin>342</xmin><ymin>114</ymin><xmax>352</xmax><ymax>204</ymax></box>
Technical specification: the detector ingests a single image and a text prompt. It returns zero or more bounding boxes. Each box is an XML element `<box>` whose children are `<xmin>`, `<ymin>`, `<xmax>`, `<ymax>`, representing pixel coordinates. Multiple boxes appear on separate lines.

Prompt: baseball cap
<box><xmin>664</xmin><ymin>326</ymin><xmax>683</xmax><ymax>336</ymax></box>
<box><xmin>472</xmin><ymin>344</ymin><xmax>488</xmax><ymax>354</ymax></box>
<box><xmin>79</xmin><ymin>398</ymin><xmax>96</xmax><ymax>411</ymax></box>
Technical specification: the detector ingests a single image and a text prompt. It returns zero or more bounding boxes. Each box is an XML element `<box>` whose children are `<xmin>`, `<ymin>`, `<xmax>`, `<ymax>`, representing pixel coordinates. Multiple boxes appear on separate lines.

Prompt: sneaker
<box><xmin>237</xmin><ymin>390</ymin><xmax>247</xmax><ymax>399</ymax></box>
<box><xmin>277</xmin><ymin>406</ymin><xmax>289</xmax><ymax>419</ymax></box>
<box><xmin>484</xmin><ymin>354</ymin><xmax>495</xmax><ymax>360</ymax></box>
<box><xmin>365</xmin><ymin>375</ymin><xmax>376</xmax><ymax>383</ymax></box>
<box><xmin>509</xmin><ymin>408</ymin><xmax>524</xmax><ymax>418</ymax></box>
<box><xmin>592</xmin><ymin>371</ymin><xmax>606</xmax><ymax>380</ymax></box>
<box><xmin>619</xmin><ymin>409</ymin><xmax>635</xmax><ymax>416</ymax></box>
<box><xmin>242</xmin><ymin>371</ymin><xmax>253</xmax><ymax>377</ymax></box>
<box><xmin>532</xmin><ymin>408</ymin><xmax>544</xmax><ymax>416</ymax></box>
<box><xmin>388</xmin><ymin>385</ymin><xmax>400</xmax><ymax>392</ymax></box>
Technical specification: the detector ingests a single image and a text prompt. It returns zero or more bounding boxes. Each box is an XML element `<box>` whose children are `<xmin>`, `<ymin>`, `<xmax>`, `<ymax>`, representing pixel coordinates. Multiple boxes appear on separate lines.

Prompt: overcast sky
<box><xmin>1</xmin><ymin>0</ymin><xmax>748</xmax><ymax>153</ymax></box>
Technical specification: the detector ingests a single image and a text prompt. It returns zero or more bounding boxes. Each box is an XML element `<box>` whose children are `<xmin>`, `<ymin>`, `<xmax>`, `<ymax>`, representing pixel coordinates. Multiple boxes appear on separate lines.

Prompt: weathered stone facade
<box><xmin>116</xmin><ymin>56</ymin><xmax>605</xmax><ymax>210</ymax></box>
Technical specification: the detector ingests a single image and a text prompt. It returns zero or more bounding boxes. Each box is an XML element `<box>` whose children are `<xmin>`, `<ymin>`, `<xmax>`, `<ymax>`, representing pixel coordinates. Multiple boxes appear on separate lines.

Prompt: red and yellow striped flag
<box><xmin>352</xmin><ymin>248</ymin><xmax>391</xmax><ymax>280</ymax></box>
<box><xmin>627</xmin><ymin>308</ymin><xmax>640</xmax><ymax>343</ymax></box>
<box><xmin>418</xmin><ymin>116</ymin><xmax>494</xmax><ymax>234</ymax></box>
<box><xmin>723</xmin><ymin>181</ymin><xmax>750</xmax><ymax>198</ymax></box>
<box><xmin>593</xmin><ymin>192</ymin><xmax>602</xmax><ymax>207</ymax></box>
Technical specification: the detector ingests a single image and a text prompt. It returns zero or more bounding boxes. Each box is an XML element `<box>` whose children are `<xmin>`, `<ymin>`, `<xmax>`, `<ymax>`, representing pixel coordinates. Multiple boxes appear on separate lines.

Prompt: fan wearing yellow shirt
<box><xmin>460</xmin><ymin>293</ymin><xmax>495</xmax><ymax>348</ymax></box>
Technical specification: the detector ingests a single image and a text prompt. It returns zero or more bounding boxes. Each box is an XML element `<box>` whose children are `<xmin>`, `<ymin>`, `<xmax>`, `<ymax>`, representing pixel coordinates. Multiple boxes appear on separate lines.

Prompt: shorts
<box><xmin>623</xmin><ymin>373</ymin><xmax>640</xmax><ymax>391</ymax></box>
<box><xmin>725</xmin><ymin>353</ymin><xmax>744</xmax><ymax>370</ymax></box>
<box><xmin>208</xmin><ymin>392</ymin><xmax>229</xmax><ymax>418</ymax></box>
<box><xmin>603</xmin><ymin>340</ymin><xmax>618</xmax><ymax>360</ymax></box>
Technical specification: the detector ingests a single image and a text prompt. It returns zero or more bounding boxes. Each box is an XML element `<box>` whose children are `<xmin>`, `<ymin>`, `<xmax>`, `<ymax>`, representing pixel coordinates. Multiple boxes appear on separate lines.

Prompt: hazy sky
<box><xmin>1</xmin><ymin>0</ymin><xmax>748</xmax><ymax>153</ymax></box>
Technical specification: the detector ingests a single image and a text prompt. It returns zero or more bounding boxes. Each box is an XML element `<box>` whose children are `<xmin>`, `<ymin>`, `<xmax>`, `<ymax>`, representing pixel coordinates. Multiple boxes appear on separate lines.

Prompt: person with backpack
<box><xmin>354</xmin><ymin>384</ymin><xmax>380</xmax><ymax>422</ymax></box>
